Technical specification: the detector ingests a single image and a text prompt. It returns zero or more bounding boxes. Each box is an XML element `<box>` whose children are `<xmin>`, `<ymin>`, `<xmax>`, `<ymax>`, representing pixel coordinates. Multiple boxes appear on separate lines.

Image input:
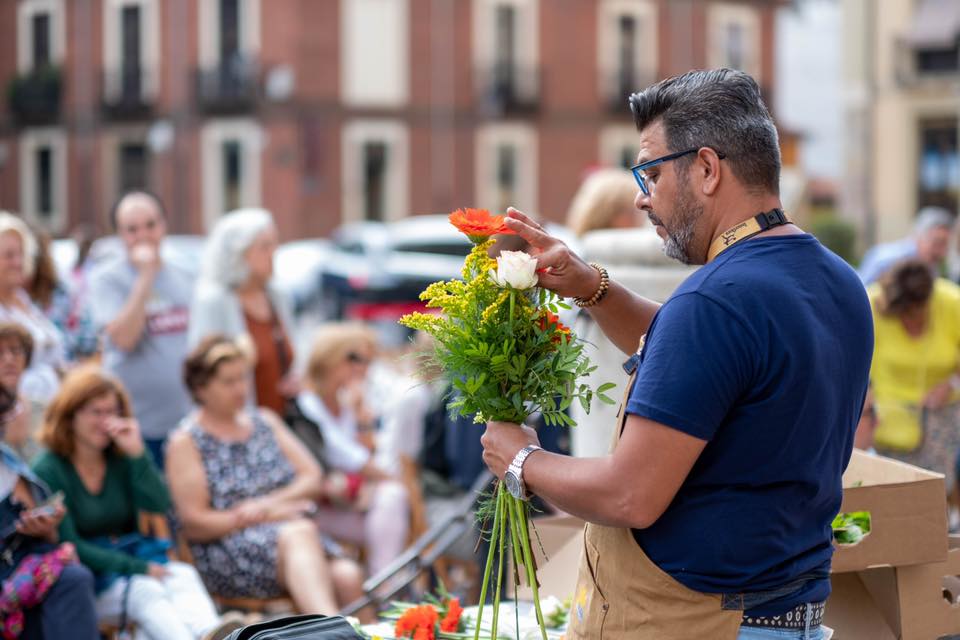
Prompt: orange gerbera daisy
<box><xmin>395</xmin><ymin>604</ymin><xmax>439</xmax><ymax>640</ymax></box>
<box><xmin>449</xmin><ymin>208</ymin><xmax>516</xmax><ymax>240</ymax></box>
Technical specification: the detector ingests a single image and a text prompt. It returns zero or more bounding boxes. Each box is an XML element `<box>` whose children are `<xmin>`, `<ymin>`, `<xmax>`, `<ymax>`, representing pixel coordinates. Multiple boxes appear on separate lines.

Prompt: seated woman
<box><xmin>0</xmin><ymin>385</ymin><xmax>98</xmax><ymax>640</ymax></box>
<box><xmin>166</xmin><ymin>335</ymin><xmax>363</xmax><ymax>616</ymax></box>
<box><xmin>288</xmin><ymin>323</ymin><xmax>410</xmax><ymax>578</ymax></box>
<box><xmin>31</xmin><ymin>366</ymin><xmax>237</xmax><ymax>640</ymax></box>
<box><xmin>0</xmin><ymin>213</ymin><xmax>67</xmax><ymax>405</ymax></box>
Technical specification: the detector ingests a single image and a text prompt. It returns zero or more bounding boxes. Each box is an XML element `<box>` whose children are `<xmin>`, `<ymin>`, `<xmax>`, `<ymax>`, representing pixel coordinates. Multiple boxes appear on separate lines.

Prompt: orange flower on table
<box><xmin>439</xmin><ymin>597</ymin><xmax>463</xmax><ymax>632</ymax></box>
<box><xmin>395</xmin><ymin>604</ymin><xmax>439</xmax><ymax>640</ymax></box>
<box><xmin>449</xmin><ymin>208</ymin><xmax>516</xmax><ymax>240</ymax></box>
<box><xmin>538</xmin><ymin>310</ymin><xmax>572</xmax><ymax>344</ymax></box>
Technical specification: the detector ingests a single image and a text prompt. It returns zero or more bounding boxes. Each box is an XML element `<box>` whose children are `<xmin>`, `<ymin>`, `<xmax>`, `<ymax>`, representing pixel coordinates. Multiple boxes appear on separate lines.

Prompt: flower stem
<box><xmin>512</xmin><ymin>497</ymin><xmax>549</xmax><ymax>640</ymax></box>
<box><xmin>491</xmin><ymin>487</ymin><xmax>506</xmax><ymax>638</ymax></box>
<box><xmin>473</xmin><ymin>484</ymin><xmax>503</xmax><ymax>640</ymax></box>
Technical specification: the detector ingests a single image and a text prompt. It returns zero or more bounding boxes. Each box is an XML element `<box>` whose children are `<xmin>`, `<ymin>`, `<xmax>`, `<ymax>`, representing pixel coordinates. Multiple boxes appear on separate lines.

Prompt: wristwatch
<box><xmin>503</xmin><ymin>445</ymin><xmax>542</xmax><ymax>500</ymax></box>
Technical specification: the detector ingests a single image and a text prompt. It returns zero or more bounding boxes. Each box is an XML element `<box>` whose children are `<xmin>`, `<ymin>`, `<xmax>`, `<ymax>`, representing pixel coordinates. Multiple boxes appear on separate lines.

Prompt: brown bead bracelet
<box><xmin>574</xmin><ymin>263</ymin><xmax>610</xmax><ymax>308</ymax></box>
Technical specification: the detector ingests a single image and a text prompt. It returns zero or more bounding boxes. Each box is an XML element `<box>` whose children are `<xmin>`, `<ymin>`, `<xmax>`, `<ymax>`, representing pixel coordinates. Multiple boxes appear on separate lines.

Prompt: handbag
<box><xmin>225</xmin><ymin>614</ymin><xmax>364</xmax><ymax>640</ymax></box>
<box><xmin>89</xmin><ymin>532</ymin><xmax>172</xmax><ymax>593</ymax></box>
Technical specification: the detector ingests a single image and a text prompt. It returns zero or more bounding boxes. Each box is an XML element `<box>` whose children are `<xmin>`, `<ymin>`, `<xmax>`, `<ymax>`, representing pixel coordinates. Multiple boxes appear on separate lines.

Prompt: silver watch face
<box><xmin>504</xmin><ymin>471</ymin><xmax>523</xmax><ymax>498</ymax></box>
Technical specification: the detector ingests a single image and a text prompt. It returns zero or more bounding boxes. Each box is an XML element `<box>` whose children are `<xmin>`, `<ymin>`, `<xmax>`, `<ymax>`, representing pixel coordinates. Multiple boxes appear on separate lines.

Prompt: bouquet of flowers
<box><xmin>401</xmin><ymin>208</ymin><xmax>614</xmax><ymax>640</ymax></box>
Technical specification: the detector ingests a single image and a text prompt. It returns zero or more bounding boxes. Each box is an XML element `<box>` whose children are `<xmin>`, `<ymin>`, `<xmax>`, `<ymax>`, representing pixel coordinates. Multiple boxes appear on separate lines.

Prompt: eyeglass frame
<box><xmin>630</xmin><ymin>147</ymin><xmax>727</xmax><ymax>196</ymax></box>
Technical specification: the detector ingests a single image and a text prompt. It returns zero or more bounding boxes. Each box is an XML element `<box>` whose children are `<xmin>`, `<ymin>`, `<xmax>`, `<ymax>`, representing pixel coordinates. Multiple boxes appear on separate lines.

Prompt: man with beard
<box><xmin>480</xmin><ymin>69</ymin><xmax>873</xmax><ymax>639</ymax></box>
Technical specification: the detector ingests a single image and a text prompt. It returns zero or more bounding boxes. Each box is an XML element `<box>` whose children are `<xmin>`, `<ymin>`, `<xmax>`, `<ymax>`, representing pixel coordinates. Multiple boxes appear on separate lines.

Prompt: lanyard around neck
<box><xmin>706</xmin><ymin>208</ymin><xmax>790</xmax><ymax>263</ymax></box>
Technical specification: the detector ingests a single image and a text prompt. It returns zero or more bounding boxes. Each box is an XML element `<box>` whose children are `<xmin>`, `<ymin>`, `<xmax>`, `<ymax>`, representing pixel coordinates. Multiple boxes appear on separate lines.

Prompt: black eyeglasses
<box><xmin>630</xmin><ymin>147</ymin><xmax>727</xmax><ymax>196</ymax></box>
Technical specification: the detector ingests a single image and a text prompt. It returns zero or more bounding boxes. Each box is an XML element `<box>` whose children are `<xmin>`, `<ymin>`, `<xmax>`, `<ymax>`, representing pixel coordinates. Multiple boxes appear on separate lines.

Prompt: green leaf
<box><xmin>597</xmin><ymin>393</ymin><xmax>616</xmax><ymax>405</ymax></box>
<box><xmin>578</xmin><ymin>393</ymin><xmax>590</xmax><ymax>414</ymax></box>
<box><xmin>597</xmin><ymin>382</ymin><xmax>617</xmax><ymax>394</ymax></box>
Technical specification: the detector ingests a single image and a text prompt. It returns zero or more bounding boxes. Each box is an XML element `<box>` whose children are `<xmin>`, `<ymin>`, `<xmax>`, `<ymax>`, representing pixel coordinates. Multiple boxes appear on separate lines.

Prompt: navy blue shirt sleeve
<box><xmin>625</xmin><ymin>292</ymin><xmax>759</xmax><ymax>441</ymax></box>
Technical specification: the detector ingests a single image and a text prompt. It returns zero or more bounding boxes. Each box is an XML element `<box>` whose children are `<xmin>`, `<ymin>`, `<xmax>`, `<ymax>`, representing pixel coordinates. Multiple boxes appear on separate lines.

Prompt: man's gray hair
<box><xmin>628</xmin><ymin>68</ymin><xmax>780</xmax><ymax>194</ymax></box>
<box><xmin>914</xmin><ymin>206</ymin><xmax>955</xmax><ymax>235</ymax></box>
<box><xmin>199</xmin><ymin>207</ymin><xmax>276</xmax><ymax>288</ymax></box>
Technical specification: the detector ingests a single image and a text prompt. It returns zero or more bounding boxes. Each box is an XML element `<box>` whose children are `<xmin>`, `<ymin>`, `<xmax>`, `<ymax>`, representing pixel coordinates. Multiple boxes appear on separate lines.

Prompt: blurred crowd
<box><xmin>4</xmin><ymin>166</ymin><xmax>958</xmax><ymax>639</ymax></box>
<box><xmin>0</xmin><ymin>175</ymin><xmax>651</xmax><ymax>640</ymax></box>
<box><xmin>852</xmin><ymin>206</ymin><xmax>960</xmax><ymax>530</ymax></box>
<box><xmin>0</xmin><ymin>192</ymin><xmax>462</xmax><ymax>640</ymax></box>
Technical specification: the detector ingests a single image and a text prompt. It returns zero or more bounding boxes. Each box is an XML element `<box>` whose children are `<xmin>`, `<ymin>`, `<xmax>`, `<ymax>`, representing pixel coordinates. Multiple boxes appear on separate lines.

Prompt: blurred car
<box><xmin>273</xmin><ymin>238</ymin><xmax>332</xmax><ymax>314</ymax></box>
<box><xmin>320</xmin><ymin>214</ymin><xmax>580</xmax><ymax>323</ymax></box>
<box><xmin>321</xmin><ymin>215</ymin><xmax>473</xmax><ymax>320</ymax></box>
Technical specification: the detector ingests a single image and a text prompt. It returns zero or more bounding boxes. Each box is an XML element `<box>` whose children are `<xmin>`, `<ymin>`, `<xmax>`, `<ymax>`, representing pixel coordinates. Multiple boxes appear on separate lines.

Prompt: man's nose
<box><xmin>635</xmin><ymin>189</ymin><xmax>652</xmax><ymax>211</ymax></box>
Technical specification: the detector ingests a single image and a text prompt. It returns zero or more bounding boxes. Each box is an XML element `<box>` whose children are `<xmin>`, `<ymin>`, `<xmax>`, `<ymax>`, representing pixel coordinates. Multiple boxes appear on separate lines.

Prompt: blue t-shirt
<box><xmin>625</xmin><ymin>233</ymin><xmax>873</xmax><ymax>615</ymax></box>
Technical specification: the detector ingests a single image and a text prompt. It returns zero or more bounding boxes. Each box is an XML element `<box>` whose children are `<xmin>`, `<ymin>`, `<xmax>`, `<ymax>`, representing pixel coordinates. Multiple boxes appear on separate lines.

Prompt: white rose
<box><xmin>490</xmin><ymin>250</ymin><xmax>538</xmax><ymax>290</ymax></box>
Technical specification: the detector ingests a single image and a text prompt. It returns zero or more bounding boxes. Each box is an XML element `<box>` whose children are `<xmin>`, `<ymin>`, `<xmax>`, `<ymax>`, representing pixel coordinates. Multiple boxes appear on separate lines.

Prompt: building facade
<box><xmin>0</xmin><ymin>0</ymin><xmax>785</xmax><ymax>240</ymax></box>
<box><xmin>843</xmin><ymin>0</ymin><xmax>960</xmax><ymax>246</ymax></box>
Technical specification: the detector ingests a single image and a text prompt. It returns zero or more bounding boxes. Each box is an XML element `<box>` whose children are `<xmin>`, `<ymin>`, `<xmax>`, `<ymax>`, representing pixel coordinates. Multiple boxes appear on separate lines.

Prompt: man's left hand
<box><xmin>481</xmin><ymin>421</ymin><xmax>541</xmax><ymax>478</ymax></box>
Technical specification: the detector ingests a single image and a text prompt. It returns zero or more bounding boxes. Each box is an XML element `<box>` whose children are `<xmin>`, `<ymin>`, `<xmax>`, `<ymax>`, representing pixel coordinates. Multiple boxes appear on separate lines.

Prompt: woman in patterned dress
<box><xmin>165</xmin><ymin>335</ymin><xmax>363</xmax><ymax>615</ymax></box>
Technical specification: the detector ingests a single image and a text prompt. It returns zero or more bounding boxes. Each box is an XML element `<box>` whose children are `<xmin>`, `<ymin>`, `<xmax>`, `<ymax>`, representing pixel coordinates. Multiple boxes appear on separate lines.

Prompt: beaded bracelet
<box><xmin>574</xmin><ymin>263</ymin><xmax>610</xmax><ymax>308</ymax></box>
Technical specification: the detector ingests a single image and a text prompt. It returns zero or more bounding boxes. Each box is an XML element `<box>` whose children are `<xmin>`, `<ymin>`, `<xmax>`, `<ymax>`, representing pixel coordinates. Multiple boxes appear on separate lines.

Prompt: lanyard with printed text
<box><xmin>706</xmin><ymin>208</ymin><xmax>791</xmax><ymax>262</ymax></box>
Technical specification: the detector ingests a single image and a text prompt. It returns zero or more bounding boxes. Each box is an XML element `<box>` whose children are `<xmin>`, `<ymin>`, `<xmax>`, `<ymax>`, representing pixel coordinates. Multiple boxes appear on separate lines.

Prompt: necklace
<box><xmin>706</xmin><ymin>208</ymin><xmax>791</xmax><ymax>262</ymax></box>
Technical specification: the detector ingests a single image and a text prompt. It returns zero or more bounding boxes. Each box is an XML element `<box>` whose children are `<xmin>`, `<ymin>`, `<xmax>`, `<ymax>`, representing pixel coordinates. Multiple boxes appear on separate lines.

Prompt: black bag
<box><xmin>225</xmin><ymin>615</ymin><xmax>364</xmax><ymax>640</ymax></box>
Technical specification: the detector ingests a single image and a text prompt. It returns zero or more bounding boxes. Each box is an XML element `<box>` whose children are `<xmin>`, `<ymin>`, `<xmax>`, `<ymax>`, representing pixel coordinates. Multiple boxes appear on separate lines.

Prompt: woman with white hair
<box><xmin>188</xmin><ymin>209</ymin><xmax>297</xmax><ymax>413</ymax></box>
<box><xmin>0</xmin><ymin>212</ymin><xmax>66</xmax><ymax>404</ymax></box>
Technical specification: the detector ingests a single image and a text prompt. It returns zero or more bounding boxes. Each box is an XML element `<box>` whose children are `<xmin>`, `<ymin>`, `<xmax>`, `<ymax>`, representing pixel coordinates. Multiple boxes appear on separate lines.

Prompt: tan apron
<box><xmin>566</xmin><ymin>347</ymin><xmax>742</xmax><ymax>640</ymax></box>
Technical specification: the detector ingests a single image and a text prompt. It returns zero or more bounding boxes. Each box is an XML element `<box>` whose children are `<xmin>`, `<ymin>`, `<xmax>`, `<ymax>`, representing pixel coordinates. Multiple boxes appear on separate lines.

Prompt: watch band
<box><xmin>508</xmin><ymin>444</ymin><xmax>542</xmax><ymax>481</ymax></box>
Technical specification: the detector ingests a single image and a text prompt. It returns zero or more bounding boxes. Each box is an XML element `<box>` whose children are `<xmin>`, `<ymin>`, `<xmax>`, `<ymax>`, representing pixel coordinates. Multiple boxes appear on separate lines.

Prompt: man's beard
<box><xmin>649</xmin><ymin>181</ymin><xmax>703</xmax><ymax>265</ymax></box>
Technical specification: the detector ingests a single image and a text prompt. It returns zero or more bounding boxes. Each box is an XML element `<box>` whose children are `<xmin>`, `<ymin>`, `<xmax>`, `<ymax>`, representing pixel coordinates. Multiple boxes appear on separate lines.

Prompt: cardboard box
<box><xmin>514</xmin><ymin>452</ymin><xmax>955</xmax><ymax>637</ymax></box>
<box><xmin>832</xmin><ymin>450</ymin><xmax>948</xmax><ymax>573</ymax></box>
<box><xmin>513</xmin><ymin>515</ymin><xmax>584</xmax><ymax>601</ymax></box>
<box><xmin>825</xmin><ymin>536</ymin><xmax>960</xmax><ymax>639</ymax></box>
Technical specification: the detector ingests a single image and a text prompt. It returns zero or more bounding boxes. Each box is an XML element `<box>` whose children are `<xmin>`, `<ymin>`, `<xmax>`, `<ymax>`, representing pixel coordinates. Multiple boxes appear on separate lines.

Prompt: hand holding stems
<box><xmin>481</xmin><ymin>421</ymin><xmax>541</xmax><ymax>479</ymax></box>
<box><xmin>475</xmin><ymin>420</ymin><xmax>548</xmax><ymax>640</ymax></box>
<box><xmin>503</xmin><ymin>208</ymin><xmax>601</xmax><ymax>301</ymax></box>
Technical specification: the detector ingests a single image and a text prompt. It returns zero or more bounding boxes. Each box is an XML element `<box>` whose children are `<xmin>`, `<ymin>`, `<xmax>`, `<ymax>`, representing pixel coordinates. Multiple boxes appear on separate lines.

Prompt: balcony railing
<box><xmin>7</xmin><ymin>66</ymin><xmax>61</xmax><ymax>125</ymax></box>
<box><xmin>477</xmin><ymin>63</ymin><xmax>540</xmax><ymax>115</ymax></box>
<box><xmin>195</xmin><ymin>56</ymin><xmax>259</xmax><ymax>113</ymax></box>
<box><xmin>102</xmin><ymin>67</ymin><xmax>155</xmax><ymax>119</ymax></box>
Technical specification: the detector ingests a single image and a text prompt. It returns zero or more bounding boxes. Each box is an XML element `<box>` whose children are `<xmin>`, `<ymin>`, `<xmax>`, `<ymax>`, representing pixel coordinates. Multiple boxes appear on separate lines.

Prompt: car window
<box><xmin>393</xmin><ymin>242</ymin><xmax>471</xmax><ymax>257</ymax></box>
<box><xmin>336</xmin><ymin>241</ymin><xmax>366</xmax><ymax>255</ymax></box>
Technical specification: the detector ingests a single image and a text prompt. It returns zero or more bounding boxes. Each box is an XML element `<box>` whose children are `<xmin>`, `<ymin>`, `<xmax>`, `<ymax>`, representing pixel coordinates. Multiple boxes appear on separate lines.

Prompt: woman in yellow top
<box><xmin>869</xmin><ymin>259</ymin><xmax>960</xmax><ymax>491</ymax></box>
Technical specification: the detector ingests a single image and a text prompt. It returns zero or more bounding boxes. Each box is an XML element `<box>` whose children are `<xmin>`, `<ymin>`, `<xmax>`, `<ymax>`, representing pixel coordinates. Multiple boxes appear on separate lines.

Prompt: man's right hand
<box><xmin>504</xmin><ymin>208</ymin><xmax>601</xmax><ymax>300</ymax></box>
<box><xmin>130</xmin><ymin>243</ymin><xmax>161</xmax><ymax>275</ymax></box>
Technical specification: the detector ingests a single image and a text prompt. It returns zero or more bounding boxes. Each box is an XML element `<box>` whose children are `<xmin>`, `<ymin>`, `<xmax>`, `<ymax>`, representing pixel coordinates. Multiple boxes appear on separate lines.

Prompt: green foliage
<box><xmin>401</xmin><ymin>240</ymin><xmax>614</xmax><ymax>426</ymax></box>
<box><xmin>832</xmin><ymin>510</ymin><xmax>871</xmax><ymax>545</ymax></box>
<box><xmin>809</xmin><ymin>212</ymin><xmax>858</xmax><ymax>265</ymax></box>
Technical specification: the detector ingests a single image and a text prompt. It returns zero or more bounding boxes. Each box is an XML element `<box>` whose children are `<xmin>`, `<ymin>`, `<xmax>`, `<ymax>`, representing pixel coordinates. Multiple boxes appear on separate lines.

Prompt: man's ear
<box><xmin>697</xmin><ymin>148</ymin><xmax>723</xmax><ymax>196</ymax></box>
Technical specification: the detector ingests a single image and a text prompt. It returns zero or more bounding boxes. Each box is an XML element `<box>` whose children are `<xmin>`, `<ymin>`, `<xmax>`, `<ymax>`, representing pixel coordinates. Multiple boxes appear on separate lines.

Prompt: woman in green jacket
<box><xmin>32</xmin><ymin>365</ymin><xmax>240</xmax><ymax>640</ymax></box>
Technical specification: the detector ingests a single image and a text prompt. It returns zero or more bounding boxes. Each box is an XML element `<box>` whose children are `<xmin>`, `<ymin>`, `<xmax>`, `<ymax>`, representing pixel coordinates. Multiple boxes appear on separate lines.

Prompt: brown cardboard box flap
<box><xmin>826</xmin><ymin>537</ymin><xmax>960</xmax><ymax>639</ymax></box>
<box><xmin>833</xmin><ymin>450</ymin><xmax>948</xmax><ymax>573</ymax></box>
